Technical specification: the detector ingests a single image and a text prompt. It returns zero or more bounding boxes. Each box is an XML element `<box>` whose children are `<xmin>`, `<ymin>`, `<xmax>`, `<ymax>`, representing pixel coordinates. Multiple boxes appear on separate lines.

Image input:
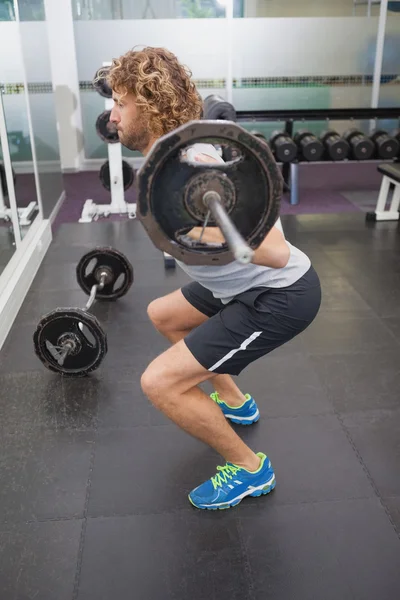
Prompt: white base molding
<box><xmin>0</xmin><ymin>219</ymin><xmax>52</xmax><ymax>350</ymax></box>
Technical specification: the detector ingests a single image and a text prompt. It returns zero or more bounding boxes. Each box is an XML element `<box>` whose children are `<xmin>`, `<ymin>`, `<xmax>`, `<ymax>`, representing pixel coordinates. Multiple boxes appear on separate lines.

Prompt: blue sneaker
<box><xmin>210</xmin><ymin>392</ymin><xmax>260</xmax><ymax>425</ymax></box>
<box><xmin>188</xmin><ymin>452</ymin><xmax>276</xmax><ymax>510</ymax></box>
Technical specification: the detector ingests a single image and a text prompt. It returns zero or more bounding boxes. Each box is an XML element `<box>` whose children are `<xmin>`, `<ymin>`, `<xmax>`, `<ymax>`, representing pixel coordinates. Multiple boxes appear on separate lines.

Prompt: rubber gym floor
<box><xmin>0</xmin><ymin>213</ymin><xmax>400</xmax><ymax>600</ymax></box>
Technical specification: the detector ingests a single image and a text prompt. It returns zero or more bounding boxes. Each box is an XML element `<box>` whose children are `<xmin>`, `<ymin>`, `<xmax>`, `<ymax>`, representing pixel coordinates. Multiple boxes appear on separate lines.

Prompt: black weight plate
<box><xmin>0</xmin><ymin>162</ymin><xmax>16</xmax><ymax>199</ymax></box>
<box><xmin>300</xmin><ymin>138</ymin><xmax>324</xmax><ymax>162</ymax></box>
<box><xmin>96</xmin><ymin>110</ymin><xmax>119</xmax><ymax>144</ymax></box>
<box><xmin>93</xmin><ymin>67</ymin><xmax>112</xmax><ymax>98</ymax></box>
<box><xmin>221</xmin><ymin>143</ymin><xmax>242</xmax><ymax>162</ymax></box>
<box><xmin>251</xmin><ymin>130</ymin><xmax>267</xmax><ymax>141</ymax></box>
<box><xmin>76</xmin><ymin>246</ymin><xmax>134</xmax><ymax>300</ymax></box>
<box><xmin>328</xmin><ymin>138</ymin><xmax>350</xmax><ymax>161</ymax></box>
<box><xmin>33</xmin><ymin>307</ymin><xmax>107</xmax><ymax>376</ymax></box>
<box><xmin>136</xmin><ymin>120</ymin><xmax>282</xmax><ymax>266</ymax></box>
<box><xmin>99</xmin><ymin>160</ymin><xmax>135</xmax><ymax>191</ymax></box>
<box><xmin>203</xmin><ymin>95</ymin><xmax>237</xmax><ymax>121</ymax></box>
<box><xmin>353</xmin><ymin>138</ymin><xmax>375</xmax><ymax>160</ymax></box>
<box><xmin>391</xmin><ymin>128</ymin><xmax>400</xmax><ymax>142</ymax></box>
<box><xmin>371</xmin><ymin>131</ymin><xmax>400</xmax><ymax>159</ymax></box>
<box><xmin>377</xmin><ymin>137</ymin><xmax>399</xmax><ymax>159</ymax></box>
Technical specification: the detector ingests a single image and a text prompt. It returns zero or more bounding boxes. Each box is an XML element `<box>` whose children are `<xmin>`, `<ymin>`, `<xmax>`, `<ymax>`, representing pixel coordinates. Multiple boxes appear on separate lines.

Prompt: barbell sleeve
<box><xmin>202</xmin><ymin>191</ymin><xmax>255</xmax><ymax>264</ymax></box>
<box><xmin>84</xmin><ymin>271</ymin><xmax>107</xmax><ymax>312</ymax></box>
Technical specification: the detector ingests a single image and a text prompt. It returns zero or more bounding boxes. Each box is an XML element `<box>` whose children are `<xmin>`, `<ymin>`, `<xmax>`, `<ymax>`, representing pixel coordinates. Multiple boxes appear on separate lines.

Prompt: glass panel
<box><xmin>16</xmin><ymin>11</ymin><xmax>65</xmax><ymax>220</ymax></box>
<box><xmin>0</xmin><ymin>91</ymin><xmax>17</xmax><ymax>276</ymax></box>
<box><xmin>0</xmin><ymin>19</ymin><xmax>38</xmax><ymax>237</ymax></box>
<box><xmin>0</xmin><ymin>0</ymin><xmax>45</xmax><ymax>21</ymax></box>
<box><xmin>377</xmin><ymin>10</ymin><xmax>400</xmax><ymax>134</ymax></box>
<box><xmin>74</xmin><ymin>18</ymin><xmax>228</xmax><ymax>157</ymax></box>
<box><xmin>232</xmin><ymin>17</ymin><xmax>379</xmax><ymax>117</ymax></box>
<box><xmin>71</xmin><ymin>0</ymin><xmax>243</xmax><ymax>20</ymax></box>
<box><xmin>237</xmin><ymin>0</ymin><xmax>381</xmax><ymax>18</ymax></box>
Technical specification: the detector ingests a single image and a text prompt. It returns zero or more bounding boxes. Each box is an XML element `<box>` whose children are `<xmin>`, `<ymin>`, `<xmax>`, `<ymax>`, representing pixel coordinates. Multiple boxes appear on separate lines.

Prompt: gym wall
<box><xmin>0</xmin><ymin>2</ymin><xmax>399</xmax><ymax>170</ymax></box>
<box><xmin>0</xmin><ymin>21</ymin><xmax>61</xmax><ymax>163</ymax></box>
<box><xmin>74</xmin><ymin>14</ymin><xmax>400</xmax><ymax>161</ymax></box>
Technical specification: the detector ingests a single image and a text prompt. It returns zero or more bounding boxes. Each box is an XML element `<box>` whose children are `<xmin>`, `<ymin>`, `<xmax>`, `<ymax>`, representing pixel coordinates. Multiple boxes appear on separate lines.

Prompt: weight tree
<box><xmin>79</xmin><ymin>63</ymin><xmax>137</xmax><ymax>223</ymax></box>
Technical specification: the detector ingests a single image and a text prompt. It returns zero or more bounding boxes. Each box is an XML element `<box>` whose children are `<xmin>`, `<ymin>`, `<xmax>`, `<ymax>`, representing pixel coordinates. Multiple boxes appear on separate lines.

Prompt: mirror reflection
<box><xmin>0</xmin><ymin>93</ymin><xmax>17</xmax><ymax>276</ymax></box>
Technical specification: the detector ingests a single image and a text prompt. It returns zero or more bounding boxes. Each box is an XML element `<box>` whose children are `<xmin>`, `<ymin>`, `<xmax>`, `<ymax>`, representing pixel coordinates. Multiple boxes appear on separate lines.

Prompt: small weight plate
<box><xmin>96</xmin><ymin>110</ymin><xmax>119</xmax><ymax>144</ymax></box>
<box><xmin>93</xmin><ymin>67</ymin><xmax>112</xmax><ymax>98</ymax></box>
<box><xmin>99</xmin><ymin>160</ymin><xmax>135</xmax><ymax>191</ymax></box>
<box><xmin>76</xmin><ymin>247</ymin><xmax>134</xmax><ymax>300</ymax></box>
<box><xmin>33</xmin><ymin>307</ymin><xmax>107</xmax><ymax>376</ymax></box>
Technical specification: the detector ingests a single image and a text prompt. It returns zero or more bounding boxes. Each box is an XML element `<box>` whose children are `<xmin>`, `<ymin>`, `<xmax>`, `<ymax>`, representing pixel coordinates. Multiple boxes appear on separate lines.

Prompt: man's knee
<box><xmin>147</xmin><ymin>298</ymin><xmax>168</xmax><ymax>332</ymax></box>
<box><xmin>141</xmin><ymin>361</ymin><xmax>174</xmax><ymax>410</ymax></box>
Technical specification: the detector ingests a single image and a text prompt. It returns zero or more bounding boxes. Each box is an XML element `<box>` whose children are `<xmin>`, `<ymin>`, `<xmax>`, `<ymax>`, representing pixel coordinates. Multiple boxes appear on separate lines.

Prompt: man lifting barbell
<box><xmin>100</xmin><ymin>46</ymin><xmax>321</xmax><ymax>510</ymax></box>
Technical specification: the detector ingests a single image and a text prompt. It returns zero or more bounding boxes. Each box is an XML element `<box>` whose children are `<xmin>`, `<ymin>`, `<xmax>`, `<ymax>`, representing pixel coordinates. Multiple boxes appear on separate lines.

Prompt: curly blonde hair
<box><xmin>99</xmin><ymin>46</ymin><xmax>203</xmax><ymax>137</ymax></box>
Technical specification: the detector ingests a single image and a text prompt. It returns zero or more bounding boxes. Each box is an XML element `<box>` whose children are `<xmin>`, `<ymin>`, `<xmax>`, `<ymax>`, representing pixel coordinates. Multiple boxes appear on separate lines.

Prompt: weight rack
<box><xmin>235</xmin><ymin>107</ymin><xmax>400</xmax><ymax>206</ymax></box>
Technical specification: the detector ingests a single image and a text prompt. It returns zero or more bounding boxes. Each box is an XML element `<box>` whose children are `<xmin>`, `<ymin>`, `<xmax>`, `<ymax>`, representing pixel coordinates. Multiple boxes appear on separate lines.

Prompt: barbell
<box><xmin>33</xmin><ymin>247</ymin><xmax>133</xmax><ymax>376</ymax></box>
<box><xmin>136</xmin><ymin>120</ymin><xmax>282</xmax><ymax>266</ymax></box>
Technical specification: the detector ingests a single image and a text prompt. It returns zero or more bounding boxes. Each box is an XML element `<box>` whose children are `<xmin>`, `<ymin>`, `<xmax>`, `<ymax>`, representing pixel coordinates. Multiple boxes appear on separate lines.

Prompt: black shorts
<box><xmin>181</xmin><ymin>266</ymin><xmax>321</xmax><ymax>376</ymax></box>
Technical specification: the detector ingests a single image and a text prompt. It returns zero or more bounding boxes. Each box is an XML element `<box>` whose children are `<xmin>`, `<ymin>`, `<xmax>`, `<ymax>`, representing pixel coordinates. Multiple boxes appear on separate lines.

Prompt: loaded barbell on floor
<box><xmin>33</xmin><ymin>247</ymin><xmax>134</xmax><ymax>376</ymax></box>
<box><xmin>136</xmin><ymin>120</ymin><xmax>282</xmax><ymax>266</ymax></box>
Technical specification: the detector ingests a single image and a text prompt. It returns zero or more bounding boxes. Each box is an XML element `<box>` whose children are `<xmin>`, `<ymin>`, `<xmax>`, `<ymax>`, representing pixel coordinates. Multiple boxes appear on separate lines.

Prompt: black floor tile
<box><xmin>302</xmin><ymin>248</ymin><xmax>343</xmax><ymax>278</ymax></box>
<box><xmin>0</xmin><ymin>371</ymin><xmax>100</xmax><ymax>431</ymax></box>
<box><xmin>318</xmin><ymin>276</ymin><xmax>374</xmax><ymax>315</ymax></box>
<box><xmin>0</xmin><ymin>323</ymin><xmax>48</xmax><ymax>374</ymax></box>
<box><xmin>132</xmin><ymin>257</ymin><xmax>191</xmax><ymax>289</ymax></box>
<box><xmin>52</xmin><ymin>220</ymin><xmax>148</xmax><ymax>246</ymax></box>
<box><xmin>295</xmin><ymin>213</ymin><xmax>374</xmax><ymax>232</ymax></box>
<box><xmin>238</xmin><ymin>498</ymin><xmax>400</xmax><ymax>600</ymax></box>
<box><xmin>95</xmin><ymin>371</ymin><xmax>170</xmax><ymax>428</ymax></box>
<box><xmin>300</xmin><ymin>313</ymin><xmax>396</xmax><ymax>355</ymax></box>
<box><xmin>237</xmin><ymin>415</ymin><xmax>374</xmax><ymax>509</ymax></box>
<box><xmin>341</xmin><ymin>408</ymin><xmax>400</xmax><ymax>498</ymax></box>
<box><xmin>107</xmin><ymin>284</ymin><xmax>179</xmax><ymax>323</ymax></box>
<box><xmin>0</xmin><ymin>428</ymin><xmax>94</xmax><ymax>523</ymax></box>
<box><xmin>383</xmin><ymin>496</ymin><xmax>400</xmax><ymax>534</ymax></box>
<box><xmin>41</xmin><ymin>244</ymin><xmax>104</xmax><ymax>265</ymax></box>
<box><xmin>30</xmin><ymin>262</ymin><xmax>83</xmax><ymax>292</ymax></box>
<box><xmin>16</xmin><ymin>289</ymin><xmax>110</xmax><ymax>325</ymax></box>
<box><xmin>0</xmin><ymin>519</ymin><xmax>82</xmax><ymax>600</ymax></box>
<box><xmin>326</xmin><ymin>248</ymin><xmax>400</xmax><ymax>278</ymax></box>
<box><xmin>216</xmin><ymin>354</ymin><xmax>333</xmax><ymax>418</ymax></box>
<box><xmin>103</xmin><ymin>316</ymin><xmax>170</xmax><ymax>366</ymax></box>
<box><xmin>381</xmin><ymin>317</ymin><xmax>400</xmax><ymax>342</ymax></box>
<box><xmin>77</xmin><ymin>512</ymin><xmax>246</xmax><ymax>600</ymax></box>
<box><xmin>310</xmin><ymin>351</ymin><xmax>400</xmax><ymax>413</ymax></box>
<box><xmin>349</xmin><ymin>273</ymin><xmax>400</xmax><ymax>319</ymax></box>
<box><xmin>87</xmin><ymin>427</ymin><xmax>221</xmax><ymax>517</ymax></box>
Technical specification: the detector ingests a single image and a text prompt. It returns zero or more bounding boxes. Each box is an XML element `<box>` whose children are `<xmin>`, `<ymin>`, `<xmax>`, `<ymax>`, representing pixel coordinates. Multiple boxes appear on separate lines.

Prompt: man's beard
<box><xmin>118</xmin><ymin>122</ymin><xmax>151</xmax><ymax>154</ymax></box>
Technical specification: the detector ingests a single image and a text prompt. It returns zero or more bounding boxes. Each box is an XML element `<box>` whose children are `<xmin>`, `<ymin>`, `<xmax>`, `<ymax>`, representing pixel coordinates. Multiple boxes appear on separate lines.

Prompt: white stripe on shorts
<box><xmin>208</xmin><ymin>331</ymin><xmax>263</xmax><ymax>372</ymax></box>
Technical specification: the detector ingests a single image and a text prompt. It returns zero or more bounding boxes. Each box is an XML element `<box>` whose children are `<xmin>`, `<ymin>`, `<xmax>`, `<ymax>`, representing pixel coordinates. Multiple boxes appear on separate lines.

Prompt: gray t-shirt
<box><xmin>176</xmin><ymin>143</ymin><xmax>311</xmax><ymax>304</ymax></box>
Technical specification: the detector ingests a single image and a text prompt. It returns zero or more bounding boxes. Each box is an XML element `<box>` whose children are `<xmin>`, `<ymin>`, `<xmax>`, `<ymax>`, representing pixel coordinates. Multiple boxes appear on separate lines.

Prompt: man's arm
<box><xmin>187</xmin><ymin>225</ymin><xmax>290</xmax><ymax>268</ymax></box>
<box><xmin>187</xmin><ymin>151</ymin><xmax>290</xmax><ymax>268</ymax></box>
